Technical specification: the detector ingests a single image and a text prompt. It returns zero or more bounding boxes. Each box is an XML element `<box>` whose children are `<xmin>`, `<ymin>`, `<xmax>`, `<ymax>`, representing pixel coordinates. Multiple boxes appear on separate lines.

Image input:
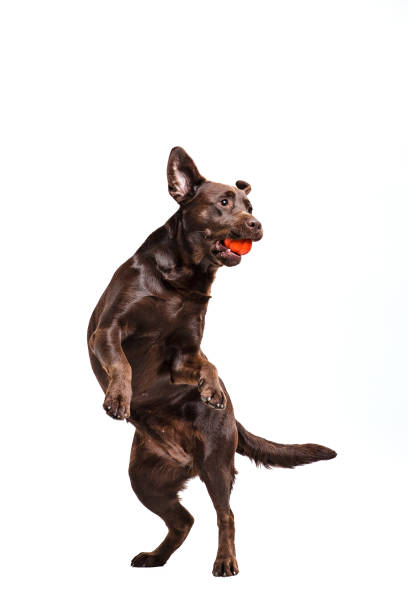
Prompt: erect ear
<box><xmin>167</xmin><ymin>147</ymin><xmax>205</xmax><ymax>204</ymax></box>
<box><xmin>235</xmin><ymin>180</ymin><xmax>251</xmax><ymax>195</ymax></box>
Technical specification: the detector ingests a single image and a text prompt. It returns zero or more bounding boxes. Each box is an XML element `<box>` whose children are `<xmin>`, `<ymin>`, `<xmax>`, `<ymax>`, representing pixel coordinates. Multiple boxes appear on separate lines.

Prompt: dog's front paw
<box><xmin>198</xmin><ymin>376</ymin><xmax>225</xmax><ymax>409</ymax></box>
<box><xmin>103</xmin><ymin>379</ymin><xmax>132</xmax><ymax>420</ymax></box>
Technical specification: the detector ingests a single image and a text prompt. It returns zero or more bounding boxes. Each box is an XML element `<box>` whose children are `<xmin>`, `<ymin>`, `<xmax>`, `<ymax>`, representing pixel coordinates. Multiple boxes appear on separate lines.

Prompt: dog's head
<box><xmin>167</xmin><ymin>147</ymin><xmax>263</xmax><ymax>267</ymax></box>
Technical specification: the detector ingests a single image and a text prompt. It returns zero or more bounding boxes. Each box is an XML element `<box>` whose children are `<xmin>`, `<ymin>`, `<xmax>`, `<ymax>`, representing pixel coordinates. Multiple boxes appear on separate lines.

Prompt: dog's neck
<box><xmin>138</xmin><ymin>212</ymin><xmax>218</xmax><ymax>301</ymax></box>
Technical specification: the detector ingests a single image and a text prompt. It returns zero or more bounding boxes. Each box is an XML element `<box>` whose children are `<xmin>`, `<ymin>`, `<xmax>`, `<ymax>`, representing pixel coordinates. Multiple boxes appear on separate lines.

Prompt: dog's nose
<box><xmin>246</xmin><ymin>217</ymin><xmax>262</xmax><ymax>233</ymax></box>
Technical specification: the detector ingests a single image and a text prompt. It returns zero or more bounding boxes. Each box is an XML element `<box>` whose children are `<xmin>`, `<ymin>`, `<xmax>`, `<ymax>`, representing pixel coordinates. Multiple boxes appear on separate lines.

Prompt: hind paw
<box><xmin>212</xmin><ymin>557</ymin><xmax>239</xmax><ymax>577</ymax></box>
<box><xmin>130</xmin><ymin>552</ymin><xmax>167</xmax><ymax>568</ymax></box>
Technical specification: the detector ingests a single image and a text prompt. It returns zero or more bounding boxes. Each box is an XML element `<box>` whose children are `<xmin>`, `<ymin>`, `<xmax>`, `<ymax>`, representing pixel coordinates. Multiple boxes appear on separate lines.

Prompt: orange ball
<box><xmin>224</xmin><ymin>238</ymin><xmax>252</xmax><ymax>255</ymax></box>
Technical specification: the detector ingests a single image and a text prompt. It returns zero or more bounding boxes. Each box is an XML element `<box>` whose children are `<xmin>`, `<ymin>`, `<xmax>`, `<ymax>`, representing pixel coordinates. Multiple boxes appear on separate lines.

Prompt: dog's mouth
<box><xmin>212</xmin><ymin>239</ymin><xmax>252</xmax><ymax>267</ymax></box>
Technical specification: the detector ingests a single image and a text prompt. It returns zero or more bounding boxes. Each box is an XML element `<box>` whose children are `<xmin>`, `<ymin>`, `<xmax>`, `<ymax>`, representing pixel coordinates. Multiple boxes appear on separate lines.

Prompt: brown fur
<box><xmin>87</xmin><ymin>147</ymin><xmax>336</xmax><ymax>577</ymax></box>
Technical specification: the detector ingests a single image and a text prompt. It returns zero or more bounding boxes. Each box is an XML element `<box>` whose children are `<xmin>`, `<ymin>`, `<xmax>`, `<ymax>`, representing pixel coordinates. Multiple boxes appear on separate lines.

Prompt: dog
<box><xmin>87</xmin><ymin>147</ymin><xmax>336</xmax><ymax>577</ymax></box>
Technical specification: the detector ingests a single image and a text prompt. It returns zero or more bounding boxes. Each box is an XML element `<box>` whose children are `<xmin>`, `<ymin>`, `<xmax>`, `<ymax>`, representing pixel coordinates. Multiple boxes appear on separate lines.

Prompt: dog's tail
<box><xmin>236</xmin><ymin>421</ymin><xmax>337</xmax><ymax>468</ymax></box>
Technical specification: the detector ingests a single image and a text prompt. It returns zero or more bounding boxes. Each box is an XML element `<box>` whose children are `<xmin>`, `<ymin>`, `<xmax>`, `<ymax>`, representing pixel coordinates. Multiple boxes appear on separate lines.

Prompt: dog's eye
<box><xmin>220</xmin><ymin>199</ymin><xmax>229</xmax><ymax>206</ymax></box>
<box><xmin>248</xmin><ymin>206</ymin><xmax>253</xmax><ymax>214</ymax></box>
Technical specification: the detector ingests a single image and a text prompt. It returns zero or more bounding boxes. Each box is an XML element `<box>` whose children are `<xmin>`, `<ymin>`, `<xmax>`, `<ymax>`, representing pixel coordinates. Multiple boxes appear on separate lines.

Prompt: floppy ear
<box><xmin>235</xmin><ymin>180</ymin><xmax>251</xmax><ymax>195</ymax></box>
<box><xmin>167</xmin><ymin>147</ymin><xmax>205</xmax><ymax>204</ymax></box>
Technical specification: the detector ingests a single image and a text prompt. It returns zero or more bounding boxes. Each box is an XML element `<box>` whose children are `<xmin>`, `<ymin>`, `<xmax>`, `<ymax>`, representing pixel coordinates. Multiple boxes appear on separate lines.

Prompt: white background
<box><xmin>1</xmin><ymin>1</ymin><xmax>407</xmax><ymax>610</ymax></box>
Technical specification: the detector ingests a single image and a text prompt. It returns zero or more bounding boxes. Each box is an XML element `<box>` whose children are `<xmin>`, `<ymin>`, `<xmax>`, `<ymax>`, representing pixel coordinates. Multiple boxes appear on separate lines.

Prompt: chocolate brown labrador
<box><xmin>87</xmin><ymin>147</ymin><xmax>336</xmax><ymax>577</ymax></box>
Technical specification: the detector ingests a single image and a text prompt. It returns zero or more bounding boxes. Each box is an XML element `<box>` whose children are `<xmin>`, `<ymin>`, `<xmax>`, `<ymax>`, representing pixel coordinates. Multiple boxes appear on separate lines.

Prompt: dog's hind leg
<box><xmin>199</xmin><ymin>449</ymin><xmax>238</xmax><ymax>577</ymax></box>
<box><xmin>128</xmin><ymin>433</ymin><xmax>194</xmax><ymax>568</ymax></box>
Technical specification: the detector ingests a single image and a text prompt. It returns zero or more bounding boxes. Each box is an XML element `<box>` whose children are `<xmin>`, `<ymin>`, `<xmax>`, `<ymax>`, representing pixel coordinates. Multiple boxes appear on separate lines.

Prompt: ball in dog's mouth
<box><xmin>213</xmin><ymin>239</ymin><xmax>253</xmax><ymax>266</ymax></box>
<box><xmin>223</xmin><ymin>238</ymin><xmax>252</xmax><ymax>255</ymax></box>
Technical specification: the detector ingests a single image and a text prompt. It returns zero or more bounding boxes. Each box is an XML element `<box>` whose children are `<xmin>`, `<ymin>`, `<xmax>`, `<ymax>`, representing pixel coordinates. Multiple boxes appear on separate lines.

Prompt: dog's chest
<box><xmin>127</xmin><ymin>293</ymin><xmax>207</xmax><ymax>345</ymax></box>
<box><xmin>168</xmin><ymin>295</ymin><xmax>206</xmax><ymax>320</ymax></box>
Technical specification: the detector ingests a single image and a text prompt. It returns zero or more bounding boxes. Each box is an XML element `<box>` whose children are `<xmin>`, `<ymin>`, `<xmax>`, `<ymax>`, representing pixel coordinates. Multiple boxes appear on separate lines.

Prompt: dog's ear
<box><xmin>167</xmin><ymin>147</ymin><xmax>205</xmax><ymax>204</ymax></box>
<box><xmin>235</xmin><ymin>180</ymin><xmax>251</xmax><ymax>195</ymax></box>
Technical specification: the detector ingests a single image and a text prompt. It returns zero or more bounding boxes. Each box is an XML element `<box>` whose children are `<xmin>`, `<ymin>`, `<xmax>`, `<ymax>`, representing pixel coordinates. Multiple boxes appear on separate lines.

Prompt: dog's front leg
<box><xmin>171</xmin><ymin>352</ymin><xmax>225</xmax><ymax>409</ymax></box>
<box><xmin>89</xmin><ymin>322</ymin><xmax>132</xmax><ymax>419</ymax></box>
